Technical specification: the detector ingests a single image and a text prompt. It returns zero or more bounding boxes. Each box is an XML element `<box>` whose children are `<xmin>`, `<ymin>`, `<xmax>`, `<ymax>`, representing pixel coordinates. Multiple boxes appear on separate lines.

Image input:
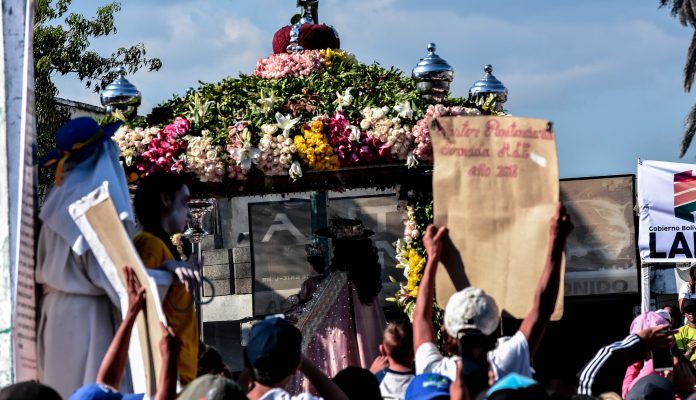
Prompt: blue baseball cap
<box><xmin>68</xmin><ymin>383</ymin><xmax>143</xmax><ymax>400</ymax></box>
<box><xmin>405</xmin><ymin>373</ymin><xmax>451</xmax><ymax>400</ymax></box>
<box><xmin>486</xmin><ymin>373</ymin><xmax>549</xmax><ymax>400</ymax></box>
<box><xmin>246</xmin><ymin>317</ymin><xmax>302</xmax><ymax>367</ymax></box>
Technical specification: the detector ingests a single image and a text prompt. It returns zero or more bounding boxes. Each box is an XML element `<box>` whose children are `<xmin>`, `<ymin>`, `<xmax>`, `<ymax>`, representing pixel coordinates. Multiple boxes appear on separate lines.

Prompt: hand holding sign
<box><xmin>431</xmin><ymin>116</ymin><xmax>562</xmax><ymax>319</ymax></box>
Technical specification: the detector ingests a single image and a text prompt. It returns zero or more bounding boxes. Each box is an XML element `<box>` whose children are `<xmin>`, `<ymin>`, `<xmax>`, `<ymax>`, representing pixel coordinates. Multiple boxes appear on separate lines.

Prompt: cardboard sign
<box><xmin>637</xmin><ymin>159</ymin><xmax>696</xmax><ymax>262</ymax></box>
<box><xmin>431</xmin><ymin>116</ymin><xmax>562</xmax><ymax>319</ymax></box>
<box><xmin>70</xmin><ymin>183</ymin><xmax>167</xmax><ymax>397</ymax></box>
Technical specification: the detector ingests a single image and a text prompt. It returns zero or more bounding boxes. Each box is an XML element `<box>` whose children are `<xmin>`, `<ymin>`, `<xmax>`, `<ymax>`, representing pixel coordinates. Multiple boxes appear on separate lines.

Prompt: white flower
<box><xmin>289</xmin><ymin>161</ymin><xmax>303</xmax><ymax>181</ymax></box>
<box><xmin>406</xmin><ymin>151</ymin><xmax>419</xmax><ymax>168</ymax></box>
<box><xmin>373</xmin><ymin>107</ymin><xmax>386</xmax><ymax>119</ymax></box>
<box><xmin>394</xmin><ymin>102</ymin><xmax>414</xmax><ymax>120</ymax></box>
<box><xmin>257</xmin><ymin>91</ymin><xmax>276</xmax><ymax>111</ymax></box>
<box><xmin>348</xmin><ymin>125</ymin><xmax>361</xmax><ymax>142</ymax></box>
<box><xmin>360</xmin><ymin>119</ymin><xmax>371</xmax><ymax>130</ymax></box>
<box><xmin>335</xmin><ymin>87</ymin><xmax>353</xmax><ymax>110</ymax></box>
<box><xmin>261</xmin><ymin>123</ymin><xmax>279</xmax><ymax>135</ymax></box>
<box><xmin>275</xmin><ymin>112</ymin><xmax>299</xmax><ymax>138</ymax></box>
<box><xmin>231</xmin><ymin>145</ymin><xmax>261</xmax><ymax>171</ymax></box>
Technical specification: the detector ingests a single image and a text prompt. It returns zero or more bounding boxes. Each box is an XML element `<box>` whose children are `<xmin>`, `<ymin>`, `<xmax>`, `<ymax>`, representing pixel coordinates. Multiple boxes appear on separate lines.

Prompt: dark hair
<box><xmin>690</xmin><ymin>266</ymin><xmax>696</xmax><ymax>294</ymax></box>
<box><xmin>134</xmin><ymin>172</ymin><xmax>189</xmax><ymax>260</ymax></box>
<box><xmin>0</xmin><ymin>381</ymin><xmax>61</xmax><ymax>400</ymax></box>
<box><xmin>332</xmin><ymin>367</ymin><xmax>381</xmax><ymax>400</ymax></box>
<box><xmin>245</xmin><ymin>352</ymin><xmax>300</xmax><ymax>386</ymax></box>
<box><xmin>307</xmin><ymin>256</ymin><xmax>325</xmax><ymax>274</ymax></box>
<box><xmin>383</xmin><ymin>321</ymin><xmax>414</xmax><ymax>366</ymax></box>
<box><xmin>330</xmin><ymin>238</ymin><xmax>382</xmax><ymax>305</ymax></box>
<box><xmin>198</xmin><ymin>344</ymin><xmax>231</xmax><ymax>378</ymax></box>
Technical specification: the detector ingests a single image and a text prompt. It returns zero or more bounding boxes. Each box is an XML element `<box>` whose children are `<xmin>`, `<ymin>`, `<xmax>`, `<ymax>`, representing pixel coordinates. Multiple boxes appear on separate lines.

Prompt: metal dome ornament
<box><xmin>469</xmin><ymin>65</ymin><xmax>508</xmax><ymax>111</ymax></box>
<box><xmin>100</xmin><ymin>67</ymin><xmax>141</xmax><ymax>117</ymax></box>
<box><xmin>412</xmin><ymin>43</ymin><xmax>454</xmax><ymax>104</ymax></box>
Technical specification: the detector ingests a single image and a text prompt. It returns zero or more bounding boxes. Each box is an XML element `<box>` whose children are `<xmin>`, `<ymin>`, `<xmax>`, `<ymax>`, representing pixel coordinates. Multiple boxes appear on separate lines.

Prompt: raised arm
<box><xmin>299</xmin><ymin>356</ymin><xmax>349</xmax><ymax>400</ymax></box>
<box><xmin>155</xmin><ymin>323</ymin><xmax>181</xmax><ymax>400</ymax></box>
<box><xmin>413</xmin><ymin>225</ymin><xmax>449</xmax><ymax>351</ymax></box>
<box><xmin>97</xmin><ymin>266</ymin><xmax>146</xmax><ymax>389</ymax></box>
<box><xmin>519</xmin><ymin>203</ymin><xmax>573</xmax><ymax>357</ymax></box>
<box><xmin>577</xmin><ymin>324</ymin><xmax>673</xmax><ymax>396</ymax></box>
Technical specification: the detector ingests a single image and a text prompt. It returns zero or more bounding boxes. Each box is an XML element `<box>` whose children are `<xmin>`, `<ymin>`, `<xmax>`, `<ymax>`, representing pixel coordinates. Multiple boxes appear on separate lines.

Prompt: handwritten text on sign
<box><xmin>437</xmin><ymin>119</ymin><xmax>555</xmax><ymax>180</ymax></box>
<box><xmin>431</xmin><ymin>116</ymin><xmax>561</xmax><ymax>319</ymax></box>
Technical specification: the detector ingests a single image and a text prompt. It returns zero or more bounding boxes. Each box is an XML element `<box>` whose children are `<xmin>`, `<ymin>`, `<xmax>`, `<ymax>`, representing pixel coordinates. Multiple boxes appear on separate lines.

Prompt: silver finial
<box><xmin>286</xmin><ymin>22</ymin><xmax>305</xmax><ymax>53</ymax></box>
<box><xmin>100</xmin><ymin>67</ymin><xmax>141</xmax><ymax>118</ymax></box>
<box><xmin>469</xmin><ymin>64</ymin><xmax>508</xmax><ymax>108</ymax></box>
<box><xmin>412</xmin><ymin>42</ymin><xmax>454</xmax><ymax>104</ymax></box>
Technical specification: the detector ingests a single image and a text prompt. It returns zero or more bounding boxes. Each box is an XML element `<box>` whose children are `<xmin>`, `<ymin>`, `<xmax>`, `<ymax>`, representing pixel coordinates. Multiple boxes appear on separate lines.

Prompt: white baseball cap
<box><xmin>444</xmin><ymin>287</ymin><xmax>500</xmax><ymax>337</ymax></box>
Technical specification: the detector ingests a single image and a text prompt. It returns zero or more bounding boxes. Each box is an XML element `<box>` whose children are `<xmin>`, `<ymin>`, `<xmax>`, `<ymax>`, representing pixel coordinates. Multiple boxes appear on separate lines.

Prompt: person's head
<box><xmin>684</xmin><ymin>302</ymin><xmax>696</xmax><ymax>325</ymax></box>
<box><xmin>244</xmin><ymin>317</ymin><xmax>302</xmax><ymax>387</ymax></box>
<box><xmin>0</xmin><ymin>381</ymin><xmax>62</xmax><ymax>400</ymax></box>
<box><xmin>443</xmin><ymin>287</ymin><xmax>500</xmax><ymax>356</ymax></box>
<box><xmin>630</xmin><ymin>311</ymin><xmax>670</xmax><ymax>335</ymax></box>
<box><xmin>177</xmin><ymin>375</ymin><xmax>247</xmax><ymax>400</ymax></box>
<box><xmin>625</xmin><ymin>375</ymin><xmax>674</xmax><ymax>400</ymax></box>
<box><xmin>198</xmin><ymin>344</ymin><xmax>232</xmax><ymax>378</ymax></box>
<box><xmin>305</xmin><ymin>244</ymin><xmax>325</xmax><ymax>274</ymax></box>
<box><xmin>381</xmin><ymin>320</ymin><xmax>414</xmax><ymax>367</ymax></box>
<box><xmin>67</xmin><ymin>383</ymin><xmax>143</xmax><ymax>400</ymax></box>
<box><xmin>405</xmin><ymin>373</ymin><xmax>451</xmax><ymax>400</ymax></box>
<box><xmin>486</xmin><ymin>373</ymin><xmax>550</xmax><ymax>400</ymax></box>
<box><xmin>332</xmin><ymin>367</ymin><xmax>381</xmax><ymax>400</ymax></box>
<box><xmin>134</xmin><ymin>172</ymin><xmax>190</xmax><ymax>235</ymax></box>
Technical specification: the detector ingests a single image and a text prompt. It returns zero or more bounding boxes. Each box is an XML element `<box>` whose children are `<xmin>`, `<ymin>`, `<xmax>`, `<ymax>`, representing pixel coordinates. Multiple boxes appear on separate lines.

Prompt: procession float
<box><xmin>100</xmin><ymin>0</ymin><xmax>510</xmax><ymax>324</ymax></box>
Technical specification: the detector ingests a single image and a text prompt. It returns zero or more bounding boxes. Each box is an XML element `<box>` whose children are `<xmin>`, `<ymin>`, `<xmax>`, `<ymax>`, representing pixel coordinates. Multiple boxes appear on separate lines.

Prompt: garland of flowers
<box><xmin>115</xmin><ymin>47</ymin><xmax>503</xmax><ymax>184</ymax></box>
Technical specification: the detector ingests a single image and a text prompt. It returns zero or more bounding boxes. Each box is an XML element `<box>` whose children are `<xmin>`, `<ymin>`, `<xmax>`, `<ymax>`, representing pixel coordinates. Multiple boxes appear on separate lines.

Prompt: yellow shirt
<box><xmin>675</xmin><ymin>324</ymin><xmax>696</xmax><ymax>362</ymax></box>
<box><xmin>134</xmin><ymin>231</ymin><xmax>199</xmax><ymax>384</ymax></box>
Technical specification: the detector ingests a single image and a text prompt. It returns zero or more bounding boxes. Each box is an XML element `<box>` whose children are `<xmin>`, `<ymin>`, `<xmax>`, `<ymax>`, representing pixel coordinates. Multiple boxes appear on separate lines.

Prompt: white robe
<box><xmin>36</xmin><ymin>226</ymin><xmax>125</xmax><ymax>399</ymax></box>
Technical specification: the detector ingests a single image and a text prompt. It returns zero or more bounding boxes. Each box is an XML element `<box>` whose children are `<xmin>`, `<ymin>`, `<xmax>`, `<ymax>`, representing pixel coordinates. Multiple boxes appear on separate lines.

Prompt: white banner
<box><xmin>638</xmin><ymin>159</ymin><xmax>696</xmax><ymax>262</ymax></box>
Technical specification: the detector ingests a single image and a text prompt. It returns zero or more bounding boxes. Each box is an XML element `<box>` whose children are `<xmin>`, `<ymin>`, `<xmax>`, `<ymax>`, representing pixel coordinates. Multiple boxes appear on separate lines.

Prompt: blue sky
<box><xmin>54</xmin><ymin>0</ymin><xmax>695</xmax><ymax>178</ymax></box>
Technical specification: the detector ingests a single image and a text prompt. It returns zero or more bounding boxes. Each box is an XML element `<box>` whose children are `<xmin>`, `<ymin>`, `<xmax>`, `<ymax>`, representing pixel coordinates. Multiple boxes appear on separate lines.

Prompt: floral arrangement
<box><xmin>138</xmin><ymin>116</ymin><xmax>190</xmax><ymax>175</ymax></box>
<box><xmin>412</xmin><ymin>104</ymin><xmax>481</xmax><ymax>162</ymax></box>
<box><xmin>382</xmin><ymin>189</ymin><xmax>443</xmax><ymax>343</ymax></box>
<box><xmin>253</xmin><ymin>50</ymin><xmax>326</xmax><ymax>79</ymax></box>
<box><xmin>294</xmin><ymin>119</ymin><xmax>340</xmax><ymax>171</ymax></box>
<box><xmin>117</xmin><ymin>47</ymin><xmax>501</xmax><ymax>186</ymax></box>
<box><xmin>186</xmin><ymin>130</ymin><xmax>228</xmax><ymax>183</ymax></box>
<box><xmin>326</xmin><ymin>111</ymin><xmax>381</xmax><ymax>166</ymax></box>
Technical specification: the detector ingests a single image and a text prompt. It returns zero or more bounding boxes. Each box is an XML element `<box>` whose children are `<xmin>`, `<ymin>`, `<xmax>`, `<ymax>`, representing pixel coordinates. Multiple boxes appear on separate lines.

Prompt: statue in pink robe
<box><xmin>287</xmin><ymin>219</ymin><xmax>387</xmax><ymax>394</ymax></box>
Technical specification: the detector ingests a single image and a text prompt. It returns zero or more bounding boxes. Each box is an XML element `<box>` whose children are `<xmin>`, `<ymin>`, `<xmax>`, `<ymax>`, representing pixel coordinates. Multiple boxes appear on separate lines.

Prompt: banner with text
<box><xmin>637</xmin><ymin>159</ymin><xmax>696</xmax><ymax>262</ymax></box>
<box><xmin>431</xmin><ymin>116</ymin><xmax>561</xmax><ymax>319</ymax></box>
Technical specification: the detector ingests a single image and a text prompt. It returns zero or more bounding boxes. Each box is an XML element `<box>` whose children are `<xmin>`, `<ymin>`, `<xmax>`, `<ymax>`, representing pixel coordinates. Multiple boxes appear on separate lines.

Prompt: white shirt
<box><xmin>679</xmin><ymin>282</ymin><xmax>696</xmax><ymax>300</ymax></box>
<box><xmin>414</xmin><ymin>331</ymin><xmax>532</xmax><ymax>382</ymax></box>
<box><xmin>376</xmin><ymin>369</ymin><xmax>415</xmax><ymax>400</ymax></box>
<box><xmin>259</xmin><ymin>388</ymin><xmax>322</xmax><ymax>400</ymax></box>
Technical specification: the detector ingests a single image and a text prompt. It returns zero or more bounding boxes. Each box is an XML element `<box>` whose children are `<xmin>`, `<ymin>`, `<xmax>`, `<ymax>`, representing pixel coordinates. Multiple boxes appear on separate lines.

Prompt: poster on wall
<box><xmin>249</xmin><ymin>200</ymin><xmax>312</xmax><ymax>316</ymax></box>
<box><xmin>561</xmin><ymin>175</ymin><xmax>638</xmax><ymax>296</ymax></box>
<box><xmin>638</xmin><ymin>159</ymin><xmax>696</xmax><ymax>263</ymax></box>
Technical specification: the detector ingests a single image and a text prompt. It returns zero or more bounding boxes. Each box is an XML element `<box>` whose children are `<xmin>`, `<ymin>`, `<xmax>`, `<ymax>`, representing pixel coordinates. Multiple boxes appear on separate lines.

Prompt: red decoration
<box><xmin>272</xmin><ymin>24</ymin><xmax>340</xmax><ymax>54</ymax></box>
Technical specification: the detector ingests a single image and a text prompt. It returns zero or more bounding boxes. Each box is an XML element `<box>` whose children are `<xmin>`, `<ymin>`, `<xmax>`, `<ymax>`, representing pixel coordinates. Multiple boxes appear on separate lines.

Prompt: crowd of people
<box><xmin>5</xmin><ymin>119</ymin><xmax>696</xmax><ymax>399</ymax></box>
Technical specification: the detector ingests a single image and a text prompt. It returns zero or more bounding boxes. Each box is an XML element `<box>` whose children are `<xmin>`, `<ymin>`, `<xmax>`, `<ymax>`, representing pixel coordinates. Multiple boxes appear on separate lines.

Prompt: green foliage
<box><xmin>34</xmin><ymin>0</ymin><xmax>162</xmax><ymax>192</ymax></box>
<box><xmin>144</xmin><ymin>55</ymin><xmax>468</xmax><ymax>145</ymax></box>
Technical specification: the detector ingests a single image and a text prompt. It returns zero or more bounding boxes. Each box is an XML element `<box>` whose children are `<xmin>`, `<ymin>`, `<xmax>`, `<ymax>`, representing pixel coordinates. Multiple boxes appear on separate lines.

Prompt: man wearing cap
<box><xmin>36</xmin><ymin>117</ymin><xmax>135</xmax><ymax>398</ymax></box>
<box><xmin>412</xmin><ymin>203</ymin><xmax>573</xmax><ymax>395</ymax></box>
<box><xmin>675</xmin><ymin>301</ymin><xmax>696</xmax><ymax>362</ymax></box>
<box><xmin>244</xmin><ymin>317</ymin><xmax>348</xmax><ymax>400</ymax></box>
